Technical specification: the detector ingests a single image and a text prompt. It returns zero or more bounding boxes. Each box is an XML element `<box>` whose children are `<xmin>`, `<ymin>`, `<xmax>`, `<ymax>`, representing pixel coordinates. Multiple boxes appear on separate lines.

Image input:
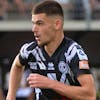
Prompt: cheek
<box><xmin>39</xmin><ymin>29</ymin><xmax>49</xmax><ymax>42</ymax></box>
<box><xmin>40</xmin><ymin>25</ymin><xmax>55</xmax><ymax>40</ymax></box>
<box><xmin>40</xmin><ymin>27</ymin><xmax>49</xmax><ymax>37</ymax></box>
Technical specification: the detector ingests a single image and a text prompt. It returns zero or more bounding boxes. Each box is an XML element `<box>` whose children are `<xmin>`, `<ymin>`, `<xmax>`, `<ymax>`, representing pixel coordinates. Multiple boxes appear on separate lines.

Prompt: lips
<box><xmin>35</xmin><ymin>35</ymin><xmax>40</xmax><ymax>41</ymax></box>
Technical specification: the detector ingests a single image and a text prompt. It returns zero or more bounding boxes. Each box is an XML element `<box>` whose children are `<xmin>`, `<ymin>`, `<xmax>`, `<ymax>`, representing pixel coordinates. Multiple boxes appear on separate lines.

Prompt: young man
<box><xmin>6</xmin><ymin>0</ymin><xmax>96</xmax><ymax>100</ymax></box>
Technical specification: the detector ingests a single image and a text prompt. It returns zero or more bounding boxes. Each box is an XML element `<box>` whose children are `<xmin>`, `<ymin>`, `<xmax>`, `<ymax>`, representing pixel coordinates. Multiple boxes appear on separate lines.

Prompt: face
<box><xmin>32</xmin><ymin>13</ymin><xmax>58</xmax><ymax>47</ymax></box>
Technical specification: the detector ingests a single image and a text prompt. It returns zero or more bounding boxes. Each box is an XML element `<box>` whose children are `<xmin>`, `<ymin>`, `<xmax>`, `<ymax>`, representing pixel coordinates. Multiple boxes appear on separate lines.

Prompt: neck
<box><xmin>44</xmin><ymin>32</ymin><xmax>64</xmax><ymax>56</ymax></box>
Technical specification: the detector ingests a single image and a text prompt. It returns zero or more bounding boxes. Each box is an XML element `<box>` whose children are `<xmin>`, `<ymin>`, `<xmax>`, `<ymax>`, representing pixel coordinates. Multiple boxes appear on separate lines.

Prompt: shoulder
<box><xmin>65</xmin><ymin>37</ymin><xmax>82</xmax><ymax>49</ymax></box>
<box><xmin>21</xmin><ymin>41</ymin><xmax>37</xmax><ymax>51</ymax></box>
<box><xmin>19</xmin><ymin>41</ymin><xmax>37</xmax><ymax>59</ymax></box>
<box><xmin>64</xmin><ymin>37</ymin><xmax>88</xmax><ymax>61</ymax></box>
<box><xmin>64</xmin><ymin>37</ymin><xmax>77</xmax><ymax>48</ymax></box>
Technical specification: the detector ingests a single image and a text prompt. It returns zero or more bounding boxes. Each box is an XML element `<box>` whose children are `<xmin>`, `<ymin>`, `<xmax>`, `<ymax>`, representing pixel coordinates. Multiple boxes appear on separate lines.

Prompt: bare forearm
<box><xmin>50</xmin><ymin>79</ymin><xmax>96</xmax><ymax>100</ymax></box>
<box><xmin>51</xmin><ymin>82</ymin><xmax>94</xmax><ymax>100</ymax></box>
<box><xmin>6</xmin><ymin>65</ymin><xmax>24</xmax><ymax>100</ymax></box>
<box><xmin>27</xmin><ymin>73</ymin><xmax>96</xmax><ymax>100</ymax></box>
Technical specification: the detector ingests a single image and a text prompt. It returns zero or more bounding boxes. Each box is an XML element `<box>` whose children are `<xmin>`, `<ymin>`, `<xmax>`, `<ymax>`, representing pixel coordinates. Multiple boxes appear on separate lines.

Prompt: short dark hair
<box><xmin>32</xmin><ymin>0</ymin><xmax>64</xmax><ymax>18</ymax></box>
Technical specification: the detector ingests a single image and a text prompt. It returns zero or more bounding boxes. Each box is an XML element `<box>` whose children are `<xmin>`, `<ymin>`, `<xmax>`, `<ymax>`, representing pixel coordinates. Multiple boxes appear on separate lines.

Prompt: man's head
<box><xmin>32</xmin><ymin>0</ymin><xmax>64</xmax><ymax>20</ymax></box>
<box><xmin>32</xmin><ymin>0</ymin><xmax>64</xmax><ymax>47</ymax></box>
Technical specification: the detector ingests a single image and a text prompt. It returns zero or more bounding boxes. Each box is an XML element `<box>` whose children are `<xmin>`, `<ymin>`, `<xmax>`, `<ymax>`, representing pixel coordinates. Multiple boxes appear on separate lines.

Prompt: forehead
<box><xmin>32</xmin><ymin>13</ymin><xmax>49</xmax><ymax>22</ymax></box>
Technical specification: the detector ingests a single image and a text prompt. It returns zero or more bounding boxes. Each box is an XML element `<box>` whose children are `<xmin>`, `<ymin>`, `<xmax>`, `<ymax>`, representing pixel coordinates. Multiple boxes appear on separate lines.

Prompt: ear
<box><xmin>55</xmin><ymin>19</ymin><xmax>62</xmax><ymax>30</ymax></box>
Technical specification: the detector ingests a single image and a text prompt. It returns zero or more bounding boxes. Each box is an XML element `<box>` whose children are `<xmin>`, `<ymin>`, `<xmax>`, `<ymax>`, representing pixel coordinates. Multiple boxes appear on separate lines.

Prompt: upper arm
<box><xmin>12</xmin><ymin>54</ymin><xmax>25</xmax><ymax>68</ymax></box>
<box><xmin>69</xmin><ymin>43</ymin><xmax>96</xmax><ymax>95</ymax></box>
<box><xmin>77</xmin><ymin>60</ymin><xmax>94</xmax><ymax>86</ymax></box>
<box><xmin>77</xmin><ymin>72</ymin><xmax>96</xmax><ymax>98</ymax></box>
<box><xmin>77</xmin><ymin>60</ymin><xmax>96</xmax><ymax>98</ymax></box>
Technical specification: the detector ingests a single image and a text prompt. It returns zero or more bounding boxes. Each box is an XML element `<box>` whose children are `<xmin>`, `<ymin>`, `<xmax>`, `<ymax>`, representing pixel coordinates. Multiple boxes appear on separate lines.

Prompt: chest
<box><xmin>27</xmin><ymin>50</ymin><xmax>74</xmax><ymax>85</ymax></box>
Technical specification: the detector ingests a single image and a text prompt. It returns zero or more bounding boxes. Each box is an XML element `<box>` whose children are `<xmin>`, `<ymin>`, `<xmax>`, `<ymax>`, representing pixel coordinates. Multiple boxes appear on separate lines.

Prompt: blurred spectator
<box><xmin>8</xmin><ymin>0</ymin><xmax>34</xmax><ymax>15</ymax></box>
<box><xmin>4</xmin><ymin>0</ymin><xmax>34</xmax><ymax>19</ymax></box>
<box><xmin>90</xmin><ymin>0</ymin><xmax>100</xmax><ymax>10</ymax></box>
<box><xmin>13</xmin><ymin>0</ymin><xmax>33</xmax><ymax>14</ymax></box>
<box><xmin>13</xmin><ymin>0</ymin><xmax>27</xmax><ymax>14</ymax></box>
<box><xmin>89</xmin><ymin>0</ymin><xmax>100</xmax><ymax>19</ymax></box>
<box><xmin>71</xmin><ymin>0</ymin><xmax>85</xmax><ymax>19</ymax></box>
<box><xmin>0</xmin><ymin>0</ymin><xmax>9</xmax><ymax>20</ymax></box>
<box><xmin>55</xmin><ymin>0</ymin><xmax>73</xmax><ymax>19</ymax></box>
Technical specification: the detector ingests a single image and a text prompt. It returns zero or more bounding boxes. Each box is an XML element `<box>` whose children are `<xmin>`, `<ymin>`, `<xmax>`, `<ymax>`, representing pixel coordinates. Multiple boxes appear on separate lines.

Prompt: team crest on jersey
<box><xmin>58</xmin><ymin>61</ymin><xmax>69</xmax><ymax>73</ymax></box>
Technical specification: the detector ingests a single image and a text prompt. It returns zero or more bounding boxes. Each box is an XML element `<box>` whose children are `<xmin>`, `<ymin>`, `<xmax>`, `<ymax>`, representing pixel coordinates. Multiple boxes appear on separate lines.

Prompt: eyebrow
<box><xmin>32</xmin><ymin>20</ymin><xmax>44</xmax><ymax>24</ymax></box>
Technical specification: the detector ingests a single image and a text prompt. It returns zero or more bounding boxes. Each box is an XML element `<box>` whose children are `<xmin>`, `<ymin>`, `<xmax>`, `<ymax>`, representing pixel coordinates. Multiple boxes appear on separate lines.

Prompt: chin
<box><xmin>38</xmin><ymin>42</ymin><xmax>44</xmax><ymax>47</ymax></box>
<box><xmin>38</xmin><ymin>42</ymin><xmax>47</xmax><ymax>47</ymax></box>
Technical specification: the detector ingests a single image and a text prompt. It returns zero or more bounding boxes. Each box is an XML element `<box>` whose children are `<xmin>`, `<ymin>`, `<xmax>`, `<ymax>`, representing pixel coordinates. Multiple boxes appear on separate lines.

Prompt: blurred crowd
<box><xmin>0</xmin><ymin>0</ymin><xmax>100</xmax><ymax>20</ymax></box>
<box><xmin>0</xmin><ymin>0</ymin><xmax>35</xmax><ymax>20</ymax></box>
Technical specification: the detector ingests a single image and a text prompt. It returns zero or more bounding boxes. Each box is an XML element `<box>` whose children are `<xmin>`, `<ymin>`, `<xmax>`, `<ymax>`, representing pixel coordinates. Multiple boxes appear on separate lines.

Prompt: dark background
<box><xmin>0</xmin><ymin>30</ymin><xmax>100</xmax><ymax>89</ymax></box>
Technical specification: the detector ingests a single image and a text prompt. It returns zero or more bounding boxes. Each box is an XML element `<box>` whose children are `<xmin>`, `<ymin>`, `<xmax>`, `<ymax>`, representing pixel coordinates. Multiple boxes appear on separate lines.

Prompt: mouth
<box><xmin>35</xmin><ymin>35</ymin><xmax>40</xmax><ymax>41</ymax></box>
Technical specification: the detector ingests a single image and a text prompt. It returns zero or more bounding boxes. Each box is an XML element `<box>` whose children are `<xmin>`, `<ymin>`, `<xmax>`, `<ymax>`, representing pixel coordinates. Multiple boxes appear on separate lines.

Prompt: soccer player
<box><xmin>6</xmin><ymin>0</ymin><xmax>96</xmax><ymax>100</ymax></box>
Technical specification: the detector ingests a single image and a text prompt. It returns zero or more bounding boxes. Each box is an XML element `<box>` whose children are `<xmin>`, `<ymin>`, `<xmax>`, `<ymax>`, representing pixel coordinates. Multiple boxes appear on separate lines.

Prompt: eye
<box><xmin>37</xmin><ymin>22</ymin><xmax>43</xmax><ymax>26</ymax></box>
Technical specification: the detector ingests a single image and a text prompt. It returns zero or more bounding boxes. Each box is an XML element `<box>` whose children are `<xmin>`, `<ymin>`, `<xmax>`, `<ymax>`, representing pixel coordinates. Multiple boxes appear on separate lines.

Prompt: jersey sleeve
<box><xmin>75</xmin><ymin>44</ymin><xmax>88</xmax><ymax>61</ymax></box>
<box><xmin>19</xmin><ymin>43</ymin><xmax>29</xmax><ymax>65</ymax></box>
<box><xmin>68</xmin><ymin>43</ymin><xmax>91</xmax><ymax>77</ymax></box>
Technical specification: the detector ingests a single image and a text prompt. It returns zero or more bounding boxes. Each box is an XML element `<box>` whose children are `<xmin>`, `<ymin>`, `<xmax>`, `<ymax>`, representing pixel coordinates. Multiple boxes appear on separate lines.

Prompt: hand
<box><xmin>27</xmin><ymin>73</ymin><xmax>54</xmax><ymax>88</ymax></box>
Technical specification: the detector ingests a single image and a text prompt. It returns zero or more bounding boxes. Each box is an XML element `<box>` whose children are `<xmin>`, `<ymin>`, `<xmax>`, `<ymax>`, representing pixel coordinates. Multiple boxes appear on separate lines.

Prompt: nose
<box><xmin>32</xmin><ymin>24</ymin><xmax>38</xmax><ymax>33</ymax></box>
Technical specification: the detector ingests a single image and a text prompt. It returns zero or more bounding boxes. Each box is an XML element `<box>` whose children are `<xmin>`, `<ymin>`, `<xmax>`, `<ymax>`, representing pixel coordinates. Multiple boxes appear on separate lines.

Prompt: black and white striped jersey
<box><xmin>19</xmin><ymin>37</ymin><xmax>89</xmax><ymax>100</ymax></box>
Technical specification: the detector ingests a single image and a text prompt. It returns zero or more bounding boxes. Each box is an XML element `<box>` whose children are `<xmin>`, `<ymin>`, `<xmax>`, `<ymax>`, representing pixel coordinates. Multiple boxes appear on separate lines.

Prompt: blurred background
<box><xmin>0</xmin><ymin>0</ymin><xmax>100</xmax><ymax>100</ymax></box>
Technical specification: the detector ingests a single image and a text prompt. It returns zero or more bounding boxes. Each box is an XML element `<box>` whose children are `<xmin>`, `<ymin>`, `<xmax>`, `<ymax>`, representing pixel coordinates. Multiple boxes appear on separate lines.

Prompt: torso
<box><xmin>19</xmin><ymin>37</ymin><xmax>88</xmax><ymax>100</ymax></box>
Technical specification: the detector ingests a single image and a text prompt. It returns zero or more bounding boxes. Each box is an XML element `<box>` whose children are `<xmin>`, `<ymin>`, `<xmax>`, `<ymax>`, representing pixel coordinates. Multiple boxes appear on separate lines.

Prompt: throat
<box><xmin>44</xmin><ymin>36</ymin><xmax>64</xmax><ymax>57</ymax></box>
<box><xmin>44</xmin><ymin>46</ymin><xmax>56</xmax><ymax>57</ymax></box>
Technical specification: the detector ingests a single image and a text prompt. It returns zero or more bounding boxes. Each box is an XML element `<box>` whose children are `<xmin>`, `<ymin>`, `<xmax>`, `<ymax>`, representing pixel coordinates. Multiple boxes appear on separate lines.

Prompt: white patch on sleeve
<box><xmin>77</xmin><ymin>49</ymin><xmax>88</xmax><ymax>60</ymax></box>
<box><xmin>20</xmin><ymin>43</ymin><xmax>29</xmax><ymax>59</ymax></box>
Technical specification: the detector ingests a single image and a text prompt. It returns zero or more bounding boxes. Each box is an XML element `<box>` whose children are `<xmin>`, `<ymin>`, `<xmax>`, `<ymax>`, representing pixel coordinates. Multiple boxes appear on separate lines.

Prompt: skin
<box><xmin>32</xmin><ymin>13</ymin><xmax>64</xmax><ymax>56</ymax></box>
<box><xmin>0</xmin><ymin>89</ymin><xmax>3</xmax><ymax>100</ymax></box>
<box><xmin>6</xmin><ymin>13</ymin><xmax>96</xmax><ymax>100</ymax></box>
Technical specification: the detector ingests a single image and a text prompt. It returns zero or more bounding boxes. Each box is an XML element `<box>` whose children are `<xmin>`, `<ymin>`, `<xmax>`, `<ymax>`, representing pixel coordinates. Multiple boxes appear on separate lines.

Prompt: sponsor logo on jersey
<box><xmin>28</xmin><ymin>62</ymin><xmax>37</xmax><ymax>70</ymax></box>
<box><xmin>48</xmin><ymin>62</ymin><xmax>54</xmax><ymax>70</ymax></box>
